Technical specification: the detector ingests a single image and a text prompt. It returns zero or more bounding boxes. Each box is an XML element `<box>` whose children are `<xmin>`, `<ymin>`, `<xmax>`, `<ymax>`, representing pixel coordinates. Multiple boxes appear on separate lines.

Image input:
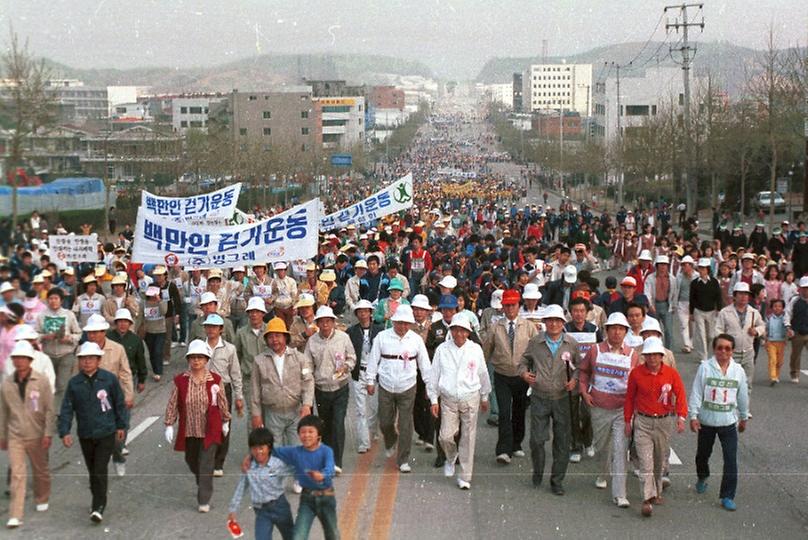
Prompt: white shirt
<box><xmin>427</xmin><ymin>339</ymin><xmax>491</xmax><ymax>404</ymax></box>
<box><xmin>364</xmin><ymin>328</ymin><xmax>431</xmax><ymax>393</ymax></box>
<box><xmin>272</xmin><ymin>351</ymin><xmax>285</xmax><ymax>385</ymax></box>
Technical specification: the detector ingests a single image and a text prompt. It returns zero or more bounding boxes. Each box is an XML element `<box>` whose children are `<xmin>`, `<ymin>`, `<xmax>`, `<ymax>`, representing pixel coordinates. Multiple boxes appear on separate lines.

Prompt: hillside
<box><xmin>44</xmin><ymin>53</ymin><xmax>435</xmax><ymax>92</ymax></box>
<box><xmin>476</xmin><ymin>41</ymin><xmax>787</xmax><ymax>96</ymax></box>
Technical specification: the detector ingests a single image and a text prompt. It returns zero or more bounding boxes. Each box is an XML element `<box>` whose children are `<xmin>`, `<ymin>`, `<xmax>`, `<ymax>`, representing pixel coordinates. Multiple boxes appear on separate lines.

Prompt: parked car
<box><xmin>752</xmin><ymin>191</ymin><xmax>786</xmax><ymax>213</ymax></box>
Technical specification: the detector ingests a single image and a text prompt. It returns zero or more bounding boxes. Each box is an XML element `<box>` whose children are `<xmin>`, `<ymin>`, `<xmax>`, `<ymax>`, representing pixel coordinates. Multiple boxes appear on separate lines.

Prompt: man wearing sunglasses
<box><xmin>687</xmin><ymin>333</ymin><xmax>750</xmax><ymax>512</ymax></box>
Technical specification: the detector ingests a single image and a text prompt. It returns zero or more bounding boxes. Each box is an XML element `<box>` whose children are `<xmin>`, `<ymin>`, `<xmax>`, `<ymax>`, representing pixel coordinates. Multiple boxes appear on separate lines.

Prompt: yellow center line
<box><xmin>339</xmin><ymin>443</ymin><xmax>380</xmax><ymax>539</ymax></box>
<box><xmin>368</xmin><ymin>457</ymin><xmax>400</xmax><ymax>540</ymax></box>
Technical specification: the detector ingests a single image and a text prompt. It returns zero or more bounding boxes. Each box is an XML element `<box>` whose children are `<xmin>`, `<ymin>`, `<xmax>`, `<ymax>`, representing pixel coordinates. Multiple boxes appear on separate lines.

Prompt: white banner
<box><xmin>132</xmin><ymin>199</ymin><xmax>319</xmax><ymax>268</ymax></box>
<box><xmin>140</xmin><ymin>183</ymin><xmax>242</xmax><ymax>221</ymax></box>
<box><xmin>48</xmin><ymin>234</ymin><xmax>98</xmax><ymax>264</ymax></box>
<box><xmin>320</xmin><ymin>173</ymin><xmax>413</xmax><ymax>231</ymax></box>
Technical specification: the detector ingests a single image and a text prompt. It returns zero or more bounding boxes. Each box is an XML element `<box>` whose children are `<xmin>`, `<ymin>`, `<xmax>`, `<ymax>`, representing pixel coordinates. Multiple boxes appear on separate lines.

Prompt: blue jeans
<box><xmin>144</xmin><ymin>332</ymin><xmax>166</xmax><ymax>376</ymax></box>
<box><xmin>654</xmin><ymin>301</ymin><xmax>673</xmax><ymax>348</ymax></box>
<box><xmin>293</xmin><ymin>492</ymin><xmax>339</xmax><ymax>540</ymax></box>
<box><xmin>695</xmin><ymin>423</ymin><xmax>738</xmax><ymax>500</ymax></box>
<box><xmin>486</xmin><ymin>363</ymin><xmax>499</xmax><ymax>419</ymax></box>
<box><xmin>254</xmin><ymin>495</ymin><xmax>294</xmax><ymax>540</ymax></box>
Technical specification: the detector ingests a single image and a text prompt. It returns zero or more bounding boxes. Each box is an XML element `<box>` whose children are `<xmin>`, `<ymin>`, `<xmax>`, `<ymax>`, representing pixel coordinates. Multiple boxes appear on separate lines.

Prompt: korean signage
<box><xmin>132</xmin><ymin>199</ymin><xmax>319</xmax><ymax>268</ymax></box>
<box><xmin>320</xmin><ymin>173</ymin><xmax>413</xmax><ymax>231</ymax></box>
<box><xmin>330</xmin><ymin>154</ymin><xmax>352</xmax><ymax>167</ymax></box>
<box><xmin>318</xmin><ymin>98</ymin><xmax>356</xmax><ymax>106</ymax></box>
<box><xmin>48</xmin><ymin>234</ymin><xmax>98</xmax><ymax>264</ymax></box>
<box><xmin>140</xmin><ymin>183</ymin><xmax>242</xmax><ymax>221</ymax></box>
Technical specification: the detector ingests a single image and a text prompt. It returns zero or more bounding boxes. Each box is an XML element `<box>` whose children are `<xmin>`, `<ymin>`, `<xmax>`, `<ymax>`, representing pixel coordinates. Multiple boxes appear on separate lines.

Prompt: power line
<box><xmin>625</xmin><ymin>11</ymin><xmax>667</xmax><ymax>67</ymax></box>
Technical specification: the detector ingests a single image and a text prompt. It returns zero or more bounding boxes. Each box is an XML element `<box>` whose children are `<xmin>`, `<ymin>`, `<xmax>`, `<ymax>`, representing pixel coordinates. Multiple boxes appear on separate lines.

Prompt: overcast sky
<box><xmin>2</xmin><ymin>0</ymin><xmax>806</xmax><ymax>79</ymax></box>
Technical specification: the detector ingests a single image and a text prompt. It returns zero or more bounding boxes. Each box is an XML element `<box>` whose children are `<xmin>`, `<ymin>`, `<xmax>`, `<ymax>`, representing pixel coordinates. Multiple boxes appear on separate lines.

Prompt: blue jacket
<box><xmin>58</xmin><ymin>368</ymin><xmax>127</xmax><ymax>439</ymax></box>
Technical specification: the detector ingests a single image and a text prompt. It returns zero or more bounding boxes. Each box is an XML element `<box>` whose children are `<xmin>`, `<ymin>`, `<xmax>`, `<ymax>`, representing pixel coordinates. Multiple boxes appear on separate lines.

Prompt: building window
<box><xmin>263</xmin><ymin>144</ymin><xmax>271</xmax><ymax>152</ymax></box>
<box><xmin>189</xmin><ymin>106</ymin><xmax>203</xmax><ymax>114</ymax></box>
<box><xmin>180</xmin><ymin>120</ymin><xmax>188</xmax><ymax>127</ymax></box>
<box><xmin>651</xmin><ymin>105</ymin><xmax>657</xmax><ymax>115</ymax></box>
<box><xmin>263</xmin><ymin>127</ymin><xmax>271</xmax><ymax>135</ymax></box>
<box><xmin>263</xmin><ymin>111</ymin><xmax>271</xmax><ymax>119</ymax></box>
<box><xmin>625</xmin><ymin>105</ymin><xmax>650</xmax><ymax>116</ymax></box>
<box><xmin>239</xmin><ymin>128</ymin><xmax>247</xmax><ymax>136</ymax></box>
<box><xmin>301</xmin><ymin>127</ymin><xmax>309</xmax><ymax>135</ymax></box>
<box><xmin>301</xmin><ymin>111</ymin><xmax>309</xmax><ymax>119</ymax></box>
<box><xmin>190</xmin><ymin>120</ymin><xmax>203</xmax><ymax>128</ymax></box>
<box><xmin>180</xmin><ymin>106</ymin><xmax>188</xmax><ymax>114</ymax></box>
<box><xmin>249</xmin><ymin>95</ymin><xmax>257</xmax><ymax>101</ymax></box>
<box><xmin>301</xmin><ymin>143</ymin><xmax>307</xmax><ymax>152</ymax></box>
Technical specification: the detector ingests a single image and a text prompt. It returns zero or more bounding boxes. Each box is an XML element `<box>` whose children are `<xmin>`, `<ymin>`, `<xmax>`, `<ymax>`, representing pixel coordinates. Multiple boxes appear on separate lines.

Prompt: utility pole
<box><xmin>665</xmin><ymin>3</ymin><xmax>704</xmax><ymax>219</ymax></box>
<box><xmin>614</xmin><ymin>63</ymin><xmax>624</xmax><ymax>206</ymax></box>
<box><xmin>559</xmin><ymin>104</ymin><xmax>564</xmax><ymax>195</ymax></box>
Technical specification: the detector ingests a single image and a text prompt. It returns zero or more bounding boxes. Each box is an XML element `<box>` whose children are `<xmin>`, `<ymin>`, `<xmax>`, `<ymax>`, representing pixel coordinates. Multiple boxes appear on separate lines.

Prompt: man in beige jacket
<box><xmin>0</xmin><ymin>341</ymin><xmax>55</xmax><ymax>528</ymax></box>
<box><xmin>716</xmin><ymin>282</ymin><xmax>766</xmax><ymax>393</ymax></box>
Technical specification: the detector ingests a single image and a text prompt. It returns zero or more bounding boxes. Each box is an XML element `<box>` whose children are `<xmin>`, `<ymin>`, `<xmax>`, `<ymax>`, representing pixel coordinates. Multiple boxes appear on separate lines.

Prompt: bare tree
<box><xmin>1</xmin><ymin>28</ymin><xmax>55</xmax><ymax>227</ymax></box>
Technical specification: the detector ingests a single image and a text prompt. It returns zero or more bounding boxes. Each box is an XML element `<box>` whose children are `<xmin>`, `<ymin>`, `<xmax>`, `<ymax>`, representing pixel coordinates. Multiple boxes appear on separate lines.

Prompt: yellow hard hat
<box><xmin>263</xmin><ymin>317</ymin><xmax>290</xmax><ymax>337</ymax></box>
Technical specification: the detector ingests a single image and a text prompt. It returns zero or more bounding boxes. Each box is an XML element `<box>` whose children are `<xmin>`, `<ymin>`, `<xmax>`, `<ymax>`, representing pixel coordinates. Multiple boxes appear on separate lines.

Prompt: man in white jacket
<box><xmin>428</xmin><ymin>314</ymin><xmax>491</xmax><ymax>490</ymax></box>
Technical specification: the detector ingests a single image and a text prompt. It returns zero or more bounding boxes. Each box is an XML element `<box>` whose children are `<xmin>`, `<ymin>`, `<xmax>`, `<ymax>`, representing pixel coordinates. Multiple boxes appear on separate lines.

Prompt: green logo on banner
<box><xmin>394</xmin><ymin>182</ymin><xmax>412</xmax><ymax>204</ymax></box>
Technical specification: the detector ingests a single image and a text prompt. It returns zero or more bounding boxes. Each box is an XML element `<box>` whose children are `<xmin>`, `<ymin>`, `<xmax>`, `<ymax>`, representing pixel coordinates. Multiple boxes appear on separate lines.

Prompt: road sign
<box><xmin>331</xmin><ymin>154</ymin><xmax>352</xmax><ymax>167</ymax></box>
<box><xmin>777</xmin><ymin>177</ymin><xmax>789</xmax><ymax>195</ymax></box>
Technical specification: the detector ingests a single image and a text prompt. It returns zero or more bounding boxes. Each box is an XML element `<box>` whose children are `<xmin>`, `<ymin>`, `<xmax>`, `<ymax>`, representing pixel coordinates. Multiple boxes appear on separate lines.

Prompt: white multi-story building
<box><xmin>315</xmin><ymin>96</ymin><xmax>366</xmax><ymax>150</ymax></box>
<box><xmin>172</xmin><ymin>96</ymin><xmax>219</xmax><ymax>132</ymax></box>
<box><xmin>107</xmin><ymin>86</ymin><xmax>151</xmax><ymax>116</ymax></box>
<box><xmin>524</xmin><ymin>63</ymin><xmax>593</xmax><ymax>116</ymax></box>
<box><xmin>484</xmin><ymin>83</ymin><xmax>514</xmax><ymax>109</ymax></box>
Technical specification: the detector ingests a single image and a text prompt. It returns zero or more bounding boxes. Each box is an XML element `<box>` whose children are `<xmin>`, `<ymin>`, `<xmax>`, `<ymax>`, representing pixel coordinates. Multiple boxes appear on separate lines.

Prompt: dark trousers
<box><xmin>184</xmin><ymin>437</ymin><xmax>218</xmax><ymax>505</ymax></box>
<box><xmin>570</xmin><ymin>394</ymin><xmax>593</xmax><ymax>451</ymax></box>
<box><xmin>254</xmin><ymin>494</ymin><xmax>294</xmax><ymax>540</ymax></box>
<box><xmin>494</xmin><ymin>373</ymin><xmax>529</xmax><ymax>457</ymax></box>
<box><xmin>144</xmin><ymin>332</ymin><xmax>166</xmax><ymax>376</ymax></box>
<box><xmin>695</xmin><ymin>424</ymin><xmax>739</xmax><ymax>500</ymax></box>
<box><xmin>214</xmin><ymin>383</ymin><xmax>233</xmax><ymax>470</ymax></box>
<box><xmin>79</xmin><ymin>434</ymin><xmax>115</xmax><ymax>513</ymax></box>
<box><xmin>413</xmin><ymin>372</ymin><xmax>433</xmax><ymax>443</ymax></box>
<box><xmin>529</xmin><ymin>395</ymin><xmax>571</xmax><ymax>488</ymax></box>
<box><xmin>112</xmin><ymin>408</ymin><xmax>131</xmax><ymax>463</ymax></box>
<box><xmin>315</xmin><ymin>385</ymin><xmax>350</xmax><ymax>468</ymax></box>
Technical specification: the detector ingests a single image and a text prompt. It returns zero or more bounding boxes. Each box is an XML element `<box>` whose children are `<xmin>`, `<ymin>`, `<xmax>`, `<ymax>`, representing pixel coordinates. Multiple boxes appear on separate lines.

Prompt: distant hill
<box><xmin>476</xmin><ymin>41</ymin><xmax>796</xmax><ymax>96</ymax></box>
<box><xmin>43</xmin><ymin>53</ymin><xmax>435</xmax><ymax>93</ymax></box>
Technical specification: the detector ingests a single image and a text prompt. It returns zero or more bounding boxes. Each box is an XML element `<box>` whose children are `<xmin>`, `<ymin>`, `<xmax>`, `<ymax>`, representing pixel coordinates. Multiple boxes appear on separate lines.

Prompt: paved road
<box><xmin>2</xmin><ymin>98</ymin><xmax>808</xmax><ymax>539</ymax></box>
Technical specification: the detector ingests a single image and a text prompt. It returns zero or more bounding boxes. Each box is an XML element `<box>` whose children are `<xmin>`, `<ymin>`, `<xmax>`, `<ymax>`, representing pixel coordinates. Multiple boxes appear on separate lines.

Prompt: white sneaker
<box><xmin>585</xmin><ymin>446</ymin><xmax>595</xmax><ymax>458</ymax></box>
<box><xmin>424</xmin><ymin>442</ymin><xmax>435</xmax><ymax>451</ymax></box>
<box><xmin>292</xmin><ymin>482</ymin><xmax>303</xmax><ymax>494</ymax></box>
<box><xmin>90</xmin><ymin>511</ymin><xmax>103</xmax><ymax>523</ymax></box>
<box><xmin>614</xmin><ymin>497</ymin><xmax>630</xmax><ymax>508</ymax></box>
<box><xmin>496</xmin><ymin>453</ymin><xmax>511</xmax><ymax>464</ymax></box>
<box><xmin>198</xmin><ymin>504</ymin><xmax>210</xmax><ymax>513</ymax></box>
<box><xmin>791</xmin><ymin>377</ymin><xmax>800</xmax><ymax>384</ymax></box>
<box><xmin>414</xmin><ymin>438</ymin><xmax>424</xmax><ymax>446</ymax></box>
<box><xmin>399</xmin><ymin>463</ymin><xmax>412</xmax><ymax>473</ymax></box>
<box><xmin>180</xmin><ymin>341</ymin><xmax>187</xmax><ymax>347</ymax></box>
<box><xmin>595</xmin><ymin>477</ymin><xmax>607</xmax><ymax>489</ymax></box>
<box><xmin>569</xmin><ymin>452</ymin><xmax>582</xmax><ymax>463</ymax></box>
<box><xmin>162</xmin><ymin>360</ymin><xmax>170</xmax><ymax>365</ymax></box>
<box><xmin>334</xmin><ymin>466</ymin><xmax>343</xmax><ymax>476</ymax></box>
<box><xmin>457</xmin><ymin>478</ymin><xmax>471</xmax><ymax>490</ymax></box>
<box><xmin>513</xmin><ymin>450</ymin><xmax>526</xmax><ymax>458</ymax></box>
<box><xmin>385</xmin><ymin>446</ymin><xmax>396</xmax><ymax>458</ymax></box>
<box><xmin>121</xmin><ymin>447</ymin><xmax>130</xmax><ymax>456</ymax></box>
<box><xmin>357</xmin><ymin>447</ymin><xmax>369</xmax><ymax>454</ymax></box>
<box><xmin>661</xmin><ymin>475</ymin><xmax>671</xmax><ymax>489</ymax></box>
<box><xmin>632</xmin><ymin>469</ymin><xmax>640</xmax><ymax>478</ymax></box>
<box><xmin>36</xmin><ymin>503</ymin><xmax>49</xmax><ymax>512</ymax></box>
<box><xmin>6</xmin><ymin>518</ymin><xmax>21</xmax><ymax>528</ymax></box>
<box><xmin>443</xmin><ymin>461</ymin><xmax>456</xmax><ymax>478</ymax></box>
<box><xmin>115</xmin><ymin>462</ymin><xmax>126</xmax><ymax>477</ymax></box>
<box><xmin>213</xmin><ymin>469</ymin><xmax>224</xmax><ymax>477</ymax></box>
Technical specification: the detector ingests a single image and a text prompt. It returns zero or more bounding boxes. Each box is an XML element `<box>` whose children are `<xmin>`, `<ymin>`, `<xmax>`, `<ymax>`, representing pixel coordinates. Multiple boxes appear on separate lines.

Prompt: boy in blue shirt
<box><xmin>272</xmin><ymin>415</ymin><xmax>339</xmax><ymax>540</ymax></box>
<box><xmin>228</xmin><ymin>428</ymin><xmax>295</xmax><ymax>539</ymax></box>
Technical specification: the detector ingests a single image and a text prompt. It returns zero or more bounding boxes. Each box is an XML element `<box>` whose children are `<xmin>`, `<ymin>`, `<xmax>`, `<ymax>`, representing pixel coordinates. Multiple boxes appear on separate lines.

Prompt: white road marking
<box><xmin>800</xmin><ymin>370</ymin><xmax>808</xmax><ymax>377</ymax></box>
<box><xmin>669</xmin><ymin>448</ymin><xmax>682</xmax><ymax>466</ymax></box>
<box><xmin>126</xmin><ymin>415</ymin><xmax>160</xmax><ymax>445</ymax></box>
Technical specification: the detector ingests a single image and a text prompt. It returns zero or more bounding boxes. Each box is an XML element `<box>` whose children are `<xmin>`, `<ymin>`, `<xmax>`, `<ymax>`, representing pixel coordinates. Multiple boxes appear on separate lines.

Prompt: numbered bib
<box><xmin>592</xmin><ymin>351</ymin><xmax>632</xmax><ymax>395</ymax></box>
<box><xmin>703</xmin><ymin>377</ymin><xmax>739</xmax><ymax>412</ymax></box>
<box><xmin>254</xmin><ymin>285</ymin><xmax>272</xmax><ymax>299</ymax></box>
<box><xmin>411</xmin><ymin>258</ymin><xmax>425</xmax><ymax>271</ymax></box>
<box><xmin>144</xmin><ymin>306</ymin><xmax>162</xmax><ymax>321</ymax></box>
<box><xmin>80</xmin><ymin>300</ymin><xmax>100</xmax><ymax>315</ymax></box>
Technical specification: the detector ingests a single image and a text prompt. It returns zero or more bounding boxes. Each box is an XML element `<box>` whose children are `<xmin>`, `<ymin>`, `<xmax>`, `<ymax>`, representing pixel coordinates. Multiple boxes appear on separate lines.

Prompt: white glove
<box><xmin>222</xmin><ymin>422</ymin><xmax>230</xmax><ymax>437</ymax></box>
<box><xmin>165</xmin><ymin>426</ymin><xmax>174</xmax><ymax>444</ymax></box>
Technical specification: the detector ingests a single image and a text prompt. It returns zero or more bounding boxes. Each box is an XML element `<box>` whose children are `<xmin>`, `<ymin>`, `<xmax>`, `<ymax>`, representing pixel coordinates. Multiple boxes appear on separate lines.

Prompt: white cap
<box><xmin>391</xmin><ymin>304</ymin><xmax>415</xmax><ymax>324</ymax></box>
<box><xmin>540</xmin><ymin>304</ymin><xmax>566</xmax><ymax>320</ymax></box>
<box><xmin>523</xmin><ymin>283</ymin><xmax>542</xmax><ymax>300</ymax></box>
<box><xmin>448</xmin><ymin>314</ymin><xmax>472</xmax><ymax>333</ymax></box>
<box><xmin>605</xmin><ymin>312</ymin><xmax>630</xmax><ymax>328</ymax></box>
<box><xmin>353</xmin><ymin>299</ymin><xmax>374</xmax><ymax>312</ymax></box>
<box><xmin>0</xmin><ymin>282</ymin><xmax>16</xmax><ymax>294</ymax></box>
<box><xmin>439</xmin><ymin>275</ymin><xmax>458</xmax><ymax>290</ymax></box>
<box><xmin>113</xmin><ymin>308</ymin><xmax>134</xmax><ymax>323</ymax></box>
<box><xmin>799</xmin><ymin>276</ymin><xmax>808</xmax><ymax>288</ymax></box>
<box><xmin>638</xmin><ymin>250</ymin><xmax>653</xmax><ymax>261</ymax></box>
<box><xmin>13</xmin><ymin>325</ymin><xmax>39</xmax><ymax>341</ymax></box>
<box><xmin>640</xmin><ymin>317</ymin><xmax>662</xmax><ymax>335</ymax></box>
<box><xmin>490</xmin><ymin>289</ymin><xmax>504</xmax><ymax>310</ymax></box>
<box><xmin>654</xmin><ymin>255</ymin><xmax>670</xmax><ymax>265</ymax></box>
<box><xmin>697</xmin><ymin>257</ymin><xmax>712</xmax><ymax>267</ymax></box>
<box><xmin>641</xmin><ymin>336</ymin><xmax>666</xmax><ymax>355</ymax></box>
<box><xmin>354</xmin><ymin>259</ymin><xmax>368</xmax><ymax>269</ymax></box>
<box><xmin>246</xmin><ymin>297</ymin><xmax>267</xmax><ymax>312</ymax></box>
<box><xmin>232</xmin><ymin>266</ymin><xmax>246</xmax><ymax>273</ymax></box>
<box><xmin>77</xmin><ymin>341</ymin><xmax>104</xmax><ymax>357</ymax></box>
<box><xmin>273</xmin><ymin>261</ymin><xmax>288</xmax><ymax>270</ymax></box>
<box><xmin>83</xmin><ymin>313</ymin><xmax>110</xmax><ymax>332</ymax></box>
<box><xmin>732</xmin><ymin>282</ymin><xmax>751</xmax><ymax>294</ymax></box>
<box><xmin>314</xmin><ymin>306</ymin><xmax>336</xmax><ymax>320</ymax></box>
<box><xmin>185</xmin><ymin>339</ymin><xmax>212</xmax><ymax>358</ymax></box>
<box><xmin>199</xmin><ymin>291</ymin><xmax>218</xmax><ymax>305</ymax></box>
<box><xmin>10</xmin><ymin>340</ymin><xmax>36</xmax><ymax>359</ymax></box>
<box><xmin>294</xmin><ymin>293</ymin><xmax>316</xmax><ymax>309</ymax></box>
<box><xmin>411</xmin><ymin>294</ymin><xmax>432</xmax><ymax>311</ymax></box>
<box><xmin>681</xmin><ymin>255</ymin><xmax>695</xmax><ymax>265</ymax></box>
<box><xmin>559</xmin><ymin>265</ymin><xmax>575</xmax><ymax>284</ymax></box>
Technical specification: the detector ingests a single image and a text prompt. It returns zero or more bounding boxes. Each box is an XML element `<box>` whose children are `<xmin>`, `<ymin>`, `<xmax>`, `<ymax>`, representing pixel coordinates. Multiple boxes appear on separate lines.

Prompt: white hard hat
<box><xmin>13</xmin><ymin>325</ymin><xmax>39</xmax><ymax>341</ymax></box>
<box><xmin>638</xmin><ymin>250</ymin><xmax>653</xmax><ymax>261</ymax></box>
<box><xmin>540</xmin><ymin>304</ymin><xmax>566</xmax><ymax>320</ymax></box>
<box><xmin>640</xmin><ymin>317</ymin><xmax>662</xmax><ymax>335</ymax></box>
<box><xmin>185</xmin><ymin>339</ymin><xmax>212</xmax><ymax>358</ymax></box>
<box><xmin>605</xmin><ymin>312</ymin><xmax>630</xmax><ymax>328</ymax></box>
<box><xmin>697</xmin><ymin>258</ymin><xmax>712</xmax><ymax>267</ymax></box>
<box><xmin>0</xmin><ymin>281</ymin><xmax>17</xmax><ymax>294</ymax></box>
<box><xmin>391</xmin><ymin>304</ymin><xmax>415</xmax><ymax>324</ymax></box>
<box><xmin>439</xmin><ymin>275</ymin><xmax>458</xmax><ymax>290</ymax></box>
<box><xmin>77</xmin><ymin>341</ymin><xmax>104</xmax><ymax>357</ymax></box>
<box><xmin>246</xmin><ymin>297</ymin><xmax>267</xmax><ymax>313</ymax></box>
<box><xmin>654</xmin><ymin>255</ymin><xmax>670</xmax><ymax>265</ymax></box>
<box><xmin>732</xmin><ymin>282</ymin><xmax>751</xmax><ymax>294</ymax></box>
<box><xmin>523</xmin><ymin>283</ymin><xmax>542</xmax><ymax>300</ymax></box>
<box><xmin>10</xmin><ymin>340</ymin><xmax>35</xmax><ymax>359</ymax></box>
<box><xmin>314</xmin><ymin>306</ymin><xmax>337</xmax><ymax>320</ymax></box>
<box><xmin>353</xmin><ymin>299</ymin><xmax>374</xmax><ymax>312</ymax></box>
<box><xmin>199</xmin><ymin>291</ymin><xmax>218</xmax><ymax>305</ymax></box>
<box><xmin>113</xmin><ymin>308</ymin><xmax>134</xmax><ymax>323</ymax></box>
<box><xmin>563</xmin><ymin>265</ymin><xmax>577</xmax><ymax>284</ymax></box>
<box><xmin>410</xmin><ymin>294</ymin><xmax>432</xmax><ymax>311</ymax></box>
<box><xmin>799</xmin><ymin>276</ymin><xmax>808</xmax><ymax>288</ymax></box>
<box><xmin>681</xmin><ymin>255</ymin><xmax>695</xmax><ymax>265</ymax></box>
<box><xmin>83</xmin><ymin>313</ymin><xmax>110</xmax><ymax>332</ymax></box>
<box><xmin>448</xmin><ymin>313</ymin><xmax>472</xmax><ymax>333</ymax></box>
<box><xmin>641</xmin><ymin>336</ymin><xmax>666</xmax><ymax>355</ymax></box>
<box><xmin>490</xmin><ymin>289</ymin><xmax>504</xmax><ymax>310</ymax></box>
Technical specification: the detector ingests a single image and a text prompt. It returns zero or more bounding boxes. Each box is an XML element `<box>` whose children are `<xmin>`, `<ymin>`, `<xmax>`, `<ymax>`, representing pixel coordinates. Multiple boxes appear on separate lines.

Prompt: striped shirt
<box><xmin>164</xmin><ymin>371</ymin><xmax>230</xmax><ymax>438</ymax></box>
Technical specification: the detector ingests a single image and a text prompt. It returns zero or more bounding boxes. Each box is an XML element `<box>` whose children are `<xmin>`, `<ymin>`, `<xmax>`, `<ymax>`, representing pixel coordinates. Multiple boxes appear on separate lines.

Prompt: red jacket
<box><xmin>173</xmin><ymin>372</ymin><xmax>224</xmax><ymax>451</ymax></box>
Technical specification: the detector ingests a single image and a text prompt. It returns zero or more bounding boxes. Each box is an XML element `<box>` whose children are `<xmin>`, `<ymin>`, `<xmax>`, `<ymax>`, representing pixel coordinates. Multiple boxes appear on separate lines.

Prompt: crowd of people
<box><xmin>0</xmin><ymin>101</ymin><xmax>806</xmax><ymax>537</ymax></box>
